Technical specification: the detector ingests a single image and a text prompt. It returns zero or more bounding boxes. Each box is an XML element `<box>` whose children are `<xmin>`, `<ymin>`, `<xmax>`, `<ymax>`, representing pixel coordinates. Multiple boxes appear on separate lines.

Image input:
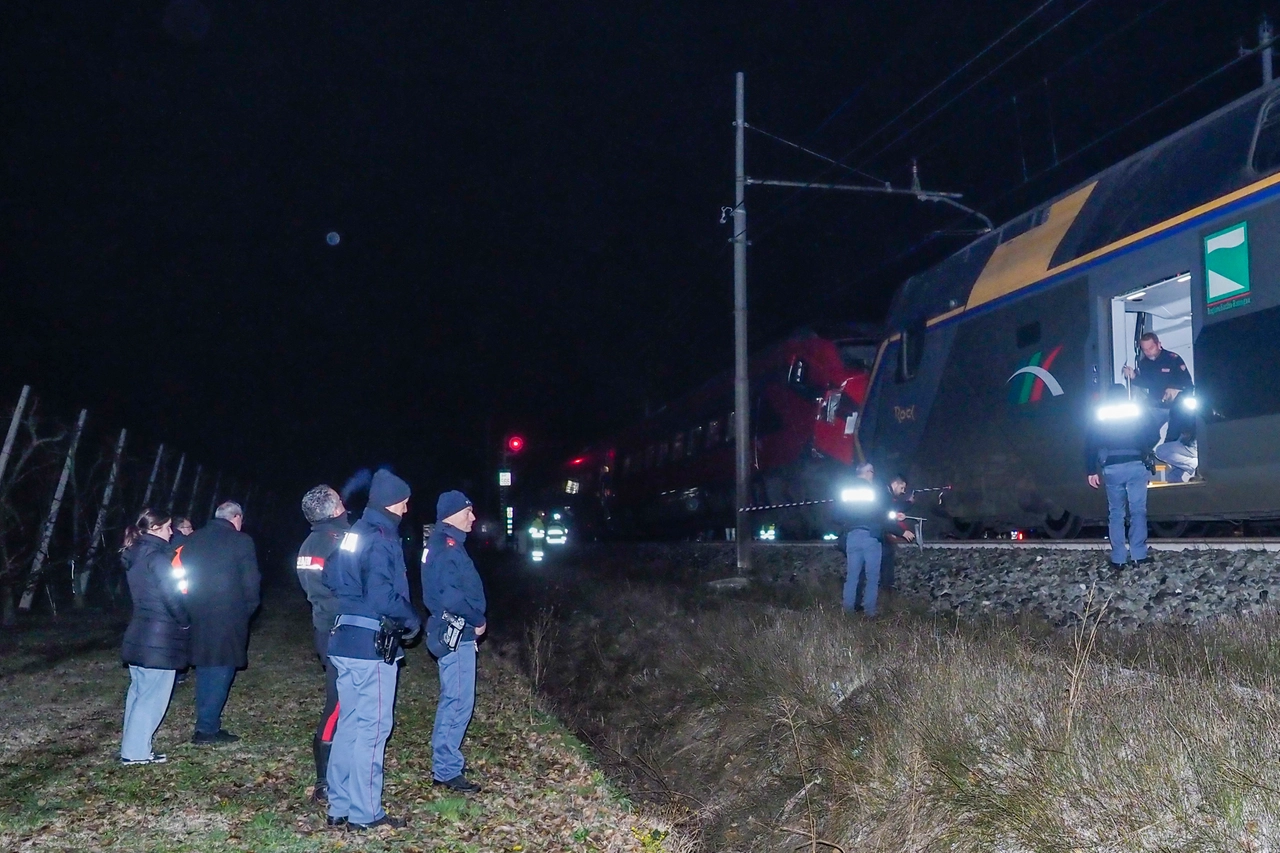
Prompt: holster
<box><xmin>374</xmin><ymin>617</ymin><xmax>406</xmax><ymax>664</ymax></box>
<box><xmin>440</xmin><ymin>611</ymin><xmax>466</xmax><ymax>653</ymax></box>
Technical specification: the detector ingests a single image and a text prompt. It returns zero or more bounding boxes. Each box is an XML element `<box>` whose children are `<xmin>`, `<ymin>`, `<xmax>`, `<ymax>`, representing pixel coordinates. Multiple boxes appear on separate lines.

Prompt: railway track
<box><xmin>753</xmin><ymin>538</ymin><xmax>1280</xmax><ymax>552</ymax></box>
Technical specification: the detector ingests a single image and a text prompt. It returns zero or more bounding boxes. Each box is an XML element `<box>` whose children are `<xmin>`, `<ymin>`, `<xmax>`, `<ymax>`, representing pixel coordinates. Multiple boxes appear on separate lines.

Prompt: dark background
<box><xmin>0</xmin><ymin>0</ymin><xmax>1268</xmax><ymax>506</ymax></box>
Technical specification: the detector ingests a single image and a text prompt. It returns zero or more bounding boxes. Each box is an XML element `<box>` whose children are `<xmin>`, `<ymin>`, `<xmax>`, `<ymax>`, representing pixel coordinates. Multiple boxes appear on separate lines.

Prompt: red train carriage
<box><xmin>556</xmin><ymin>324</ymin><xmax>879</xmax><ymax>540</ymax></box>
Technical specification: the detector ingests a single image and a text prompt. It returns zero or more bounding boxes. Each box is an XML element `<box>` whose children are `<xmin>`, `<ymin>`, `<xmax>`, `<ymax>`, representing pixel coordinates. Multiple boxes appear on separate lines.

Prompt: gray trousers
<box><xmin>327</xmin><ymin>655</ymin><xmax>398</xmax><ymax>825</ymax></box>
<box><xmin>121</xmin><ymin>666</ymin><xmax>176</xmax><ymax>760</ymax></box>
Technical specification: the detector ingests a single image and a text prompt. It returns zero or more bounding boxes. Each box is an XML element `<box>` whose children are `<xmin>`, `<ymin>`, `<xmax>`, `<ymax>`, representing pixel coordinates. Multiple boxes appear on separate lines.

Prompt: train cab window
<box><xmin>1016</xmin><ymin>321</ymin><xmax>1041</xmax><ymax>348</ymax></box>
<box><xmin>837</xmin><ymin>341</ymin><xmax>878</xmax><ymax>371</ymax></box>
<box><xmin>895</xmin><ymin>319</ymin><xmax>927</xmax><ymax>382</ymax></box>
<box><xmin>1252</xmin><ymin>91</ymin><xmax>1280</xmax><ymax>174</ymax></box>
<box><xmin>672</xmin><ymin>432</ymin><xmax>684</xmax><ymax>458</ymax></box>
<box><xmin>688</xmin><ymin>426</ymin><xmax>703</xmax><ymax>456</ymax></box>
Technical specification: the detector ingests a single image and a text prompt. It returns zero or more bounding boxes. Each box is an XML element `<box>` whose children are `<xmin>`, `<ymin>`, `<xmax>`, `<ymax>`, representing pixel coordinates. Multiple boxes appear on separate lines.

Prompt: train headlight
<box><xmin>1095</xmin><ymin>402</ymin><xmax>1140</xmax><ymax>421</ymax></box>
<box><xmin>840</xmin><ymin>486</ymin><xmax>876</xmax><ymax>503</ymax></box>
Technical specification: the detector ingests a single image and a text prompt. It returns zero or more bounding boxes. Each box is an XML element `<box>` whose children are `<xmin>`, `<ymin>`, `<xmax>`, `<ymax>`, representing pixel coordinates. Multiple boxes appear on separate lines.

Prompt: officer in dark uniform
<box><xmin>834</xmin><ymin>462</ymin><xmax>897</xmax><ymax>617</ymax></box>
<box><xmin>1122</xmin><ymin>333</ymin><xmax>1192</xmax><ymax>420</ymax></box>
<box><xmin>1085</xmin><ymin>385</ymin><xmax>1161</xmax><ymax>569</ymax></box>
<box><xmin>322</xmin><ymin>469</ymin><xmax>420</xmax><ymax>831</ymax></box>
<box><xmin>422</xmin><ymin>490</ymin><xmax>487</xmax><ymax>794</ymax></box>
<box><xmin>295</xmin><ymin>485</ymin><xmax>350</xmax><ymax>804</ymax></box>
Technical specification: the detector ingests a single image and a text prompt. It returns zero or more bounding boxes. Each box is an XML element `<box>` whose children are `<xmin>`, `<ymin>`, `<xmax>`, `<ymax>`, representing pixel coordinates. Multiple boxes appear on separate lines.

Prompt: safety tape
<box><xmin>737</xmin><ymin>498</ymin><xmax>836</xmax><ymax>513</ymax></box>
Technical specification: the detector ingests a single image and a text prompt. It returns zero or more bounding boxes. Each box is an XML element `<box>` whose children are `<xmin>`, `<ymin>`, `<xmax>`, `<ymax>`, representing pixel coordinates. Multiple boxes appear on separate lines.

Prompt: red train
<box><xmin>552</xmin><ymin>324</ymin><xmax>880</xmax><ymax>539</ymax></box>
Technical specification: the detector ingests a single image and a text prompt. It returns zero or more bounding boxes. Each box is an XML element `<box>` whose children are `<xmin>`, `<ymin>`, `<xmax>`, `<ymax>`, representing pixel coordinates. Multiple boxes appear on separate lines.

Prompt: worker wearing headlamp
<box><xmin>835</xmin><ymin>461</ymin><xmax>896</xmax><ymax>617</ymax></box>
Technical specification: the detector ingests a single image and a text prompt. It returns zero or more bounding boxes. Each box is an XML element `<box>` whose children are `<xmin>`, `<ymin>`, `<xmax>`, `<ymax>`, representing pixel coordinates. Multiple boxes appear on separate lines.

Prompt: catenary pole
<box><xmin>185</xmin><ymin>464</ymin><xmax>203</xmax><ymax>520</ymax></box>
<box><xmin>167</xmin><ymin>452</ymin><xmax>186</xmax><ymax>513</ymax></box>
<box><xmin>0</xmin><ymin>385</ymin><xmax>31</xmax><ymax>490</ymax></box>
<box><xmin>19</xmin><ymin>408</ymin><xmax>88</xmax><ymax>612</ymax></box>
<box><xmin>76</xmin><ymin>427</ymin><xmax>126</xmax><ymax>607</ymax></box>
<box><xmin>733</xmin><ymin>71</ymin><xmax>752</xmax><ymax>572</ymax></box>
<box><xmin>141</xmin><ymin>443</ymin><xmax>164</xmax><ymax>508</ymax></box>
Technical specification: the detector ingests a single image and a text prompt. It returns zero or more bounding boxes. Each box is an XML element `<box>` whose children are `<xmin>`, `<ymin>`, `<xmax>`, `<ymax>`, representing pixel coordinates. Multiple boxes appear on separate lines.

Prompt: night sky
<box><xmin>0</xmin><ymin>0</ymin><xmax>1267</xmax><ymax>501</ymax></box>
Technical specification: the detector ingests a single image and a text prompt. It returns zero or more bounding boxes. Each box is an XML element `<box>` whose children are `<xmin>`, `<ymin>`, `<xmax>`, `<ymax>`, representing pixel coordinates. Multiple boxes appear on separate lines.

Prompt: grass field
<box><xmin>534</xmin><ymin>571</ymin><xmax>1280</xmax><ymax>852</ymax></box>
<box><xmin>0</xmin><ymin>594</ymin><xmax>680</xmax><ymax>853</ymax></box>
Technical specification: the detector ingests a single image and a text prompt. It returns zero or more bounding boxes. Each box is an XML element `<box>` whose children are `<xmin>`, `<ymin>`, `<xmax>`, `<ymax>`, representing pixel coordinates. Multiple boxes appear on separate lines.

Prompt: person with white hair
<box><xmin>178</xmin><ymin>500</ymin><xmax>261</xmax><ymax>744</ymax></box>
<box><xmin>295</xmin><ymin>485</ymin><xmax>350</xmax><ymax>803</ymax></box>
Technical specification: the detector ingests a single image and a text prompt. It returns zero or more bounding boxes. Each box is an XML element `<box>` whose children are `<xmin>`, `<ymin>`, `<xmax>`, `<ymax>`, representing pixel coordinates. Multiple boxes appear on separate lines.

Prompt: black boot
<box><xmin>311</xmin><ymin>735</ymin><xmax>331</xmax><ymax>803</ymax></box>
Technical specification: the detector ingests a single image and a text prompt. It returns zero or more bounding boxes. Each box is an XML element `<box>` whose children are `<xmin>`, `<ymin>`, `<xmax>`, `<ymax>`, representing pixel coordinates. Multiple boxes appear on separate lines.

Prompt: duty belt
<box><xmin>334</xmin><ymin>614</ymin><xmax>381</xmax><ymax>632</ymax></box>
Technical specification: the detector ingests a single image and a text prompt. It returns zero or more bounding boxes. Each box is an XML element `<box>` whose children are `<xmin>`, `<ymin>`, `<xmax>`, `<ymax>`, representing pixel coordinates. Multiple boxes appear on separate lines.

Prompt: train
<box><xmin>550</xmin><ymin>324</ymin><xmax>880</xmax><ymax>539</ymax></box>
<box><xmin>858</xmin><ymin>80</ymin><xmax>1280</xmax><ymax>538</ymax></box>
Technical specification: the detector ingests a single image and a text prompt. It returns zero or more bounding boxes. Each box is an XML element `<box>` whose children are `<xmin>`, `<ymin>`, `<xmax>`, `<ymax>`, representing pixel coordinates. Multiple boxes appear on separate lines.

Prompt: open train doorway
<box><xmin>1109</xmin><ymin>271</ymin><xmax>1198</xmax><ymax>487</ymax></box>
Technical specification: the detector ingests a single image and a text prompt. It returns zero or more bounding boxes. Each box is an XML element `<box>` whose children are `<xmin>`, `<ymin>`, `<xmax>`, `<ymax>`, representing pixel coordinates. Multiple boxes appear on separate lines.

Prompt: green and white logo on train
<box><xmin>1204</xmin><ymin>221</ymin><xmax>1251</xmax><ymax>315</ymax></box>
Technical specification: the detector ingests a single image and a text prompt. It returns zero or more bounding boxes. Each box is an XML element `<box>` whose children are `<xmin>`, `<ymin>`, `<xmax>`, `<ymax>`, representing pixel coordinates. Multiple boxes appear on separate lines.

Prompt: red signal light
<box><xmin>507</xmin><ymin>436</ymin><xmax>525</xmax><ymax>453</ymax></box>
<box><xmin>570</xmin><ymin>457</ymin><xmax>585</xmax><ymax>466</ymax></box>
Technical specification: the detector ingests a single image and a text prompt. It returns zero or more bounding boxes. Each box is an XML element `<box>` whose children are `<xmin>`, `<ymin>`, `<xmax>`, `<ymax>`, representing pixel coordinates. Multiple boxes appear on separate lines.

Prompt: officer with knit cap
<box><xmin>322</xmin><ymin>468</ymin><xmax>420</xmax><ymax>830</ymax></box>
<box><xmin>421</xmin><ymin>489</ymin><xmax>486</xmax><ymax>793</ymax></box>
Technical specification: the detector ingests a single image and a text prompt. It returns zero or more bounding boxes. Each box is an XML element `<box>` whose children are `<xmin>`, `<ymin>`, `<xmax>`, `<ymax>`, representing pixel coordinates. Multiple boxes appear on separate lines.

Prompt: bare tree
<box><xmin>0</xmin><ymin>402</ymin><xmax>67</xmax><ymax>625</ymax></box>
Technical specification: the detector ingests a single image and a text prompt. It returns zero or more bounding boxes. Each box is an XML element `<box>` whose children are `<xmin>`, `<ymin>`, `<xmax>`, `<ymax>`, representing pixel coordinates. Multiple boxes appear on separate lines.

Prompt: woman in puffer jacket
<box><xmin>119</xmin><ymin>508</ymin><xmax>190</xmax><ymax>765</ymax></box>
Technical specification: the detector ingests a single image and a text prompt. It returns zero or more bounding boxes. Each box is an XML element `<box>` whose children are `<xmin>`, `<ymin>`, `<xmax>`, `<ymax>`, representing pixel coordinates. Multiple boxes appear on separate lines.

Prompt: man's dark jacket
<box><xmin>296</xmin><ymin>515</ymin><xmax>350</xmax><ymax>632</ymax></box>
<box><xmin>421</xmin><ymin>522</ymin><xmax>486</xmax><ymax>657</ymax></box>
<box><xmin>180</xmin><ymin>517</ymin><xmax>261</xmax><ymax>668</ymax></box>
<box><xmin>121</xmin><ymin>533</ymin><xmax>190</xmax><ymax>671</ymax></box>
<box><xmin>833</xmin><ymin>478</ymin><xmax>897</xmax><ymax>542</ymax></box>
<box><xmin>1084</xmin><ymin>402</ymin><xmax>1161</xmax><ymax>475</ymax></box>
<box><xmin>322</xmin><ymin>506</ymin><xmax>420</xmax><ymax>660</ymax></box>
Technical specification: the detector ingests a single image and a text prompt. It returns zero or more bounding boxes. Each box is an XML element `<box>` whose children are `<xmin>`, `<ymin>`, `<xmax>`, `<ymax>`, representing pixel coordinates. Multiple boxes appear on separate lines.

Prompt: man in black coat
<box><xmin>180</xmin><ymin>500</ymin><xmax>261</xmax><ymax>744</ymax></box>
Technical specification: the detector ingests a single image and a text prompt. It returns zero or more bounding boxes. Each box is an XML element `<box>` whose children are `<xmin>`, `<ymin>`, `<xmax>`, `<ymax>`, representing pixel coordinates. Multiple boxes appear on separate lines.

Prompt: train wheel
<box><xmin>1043</xmin><ymin>509</ymin><xmax>1082</xmax><ymax>540</ymax></box>
<box><xmin>1149</xmin><ymin>519</ymin><xmax>1189</xmax><ymax>538</ymax></box>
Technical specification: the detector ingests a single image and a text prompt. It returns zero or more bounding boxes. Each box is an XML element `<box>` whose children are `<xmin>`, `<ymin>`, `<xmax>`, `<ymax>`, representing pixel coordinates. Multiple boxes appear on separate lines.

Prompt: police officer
<box><xmin>295</xmin><ymin>485</ymin><xmax>350</xmax><ymax>804</ymax></box>
<box><xmin>1086</xmin><ymin>385</ymin><xmax>1161</xmax><ymax>569</ymax></box>
<box><xmin>1121</xmin><ymin>333</ymin><xmax>1192</xmax><ymax>416</ymax></box>
<box><xmin>422</xmin><ymin>490</ymin><xmax>487</xmax><ymax>794</ymax></box>
<box><xmin>322</xmin><ymin>469</ymin><xmax>421</xmax><ymax>831</ymax></box>
<box><xmin>835</xmin><ymin>462</ymin><xmax>896</xmax><ymax>618</ymax></box>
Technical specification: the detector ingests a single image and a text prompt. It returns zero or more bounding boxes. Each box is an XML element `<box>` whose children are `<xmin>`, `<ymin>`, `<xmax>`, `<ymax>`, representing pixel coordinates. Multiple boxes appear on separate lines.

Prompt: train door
<box><xmin>1108</xmin><ymin>271</ymin><xmax>1197</xmax><ymax>484</ymax></box>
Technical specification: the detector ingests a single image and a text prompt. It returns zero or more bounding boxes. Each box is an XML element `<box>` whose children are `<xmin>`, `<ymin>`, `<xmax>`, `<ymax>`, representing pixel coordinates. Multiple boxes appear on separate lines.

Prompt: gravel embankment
<box><xmin>574</xmin><ymin>542</ymin><xmax>1280</xmax><ymax>629</ymax></box>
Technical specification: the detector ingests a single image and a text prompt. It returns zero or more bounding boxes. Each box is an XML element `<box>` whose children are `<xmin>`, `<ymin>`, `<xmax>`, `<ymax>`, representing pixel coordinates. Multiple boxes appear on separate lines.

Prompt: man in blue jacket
<box><xmin>321</xmin><ymin>469</ymin><xmax>421</xmax><ymax>831</ymax></box>
<box><xmin>421</xmin><ymin>490</ymin><xmax>486</xmax><ymax>794</ymax></box>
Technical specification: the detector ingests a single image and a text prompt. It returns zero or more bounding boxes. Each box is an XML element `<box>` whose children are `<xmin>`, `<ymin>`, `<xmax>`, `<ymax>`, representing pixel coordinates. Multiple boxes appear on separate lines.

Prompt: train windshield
<box><xmin>836</xmin><ymin>341</ymin><xmax>878</xmax><ymax>371</ymax></box>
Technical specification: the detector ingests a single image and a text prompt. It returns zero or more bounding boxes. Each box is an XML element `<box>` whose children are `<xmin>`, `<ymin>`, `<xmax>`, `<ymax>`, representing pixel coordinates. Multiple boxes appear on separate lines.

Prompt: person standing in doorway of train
<box><xmin>880</xmin><ymin>476</ymin><xmax>917</xmax><ymax>593</ymax></box>
<box><xmin>1086</xmin><ymin>384</ymin><xmax>1162</xmax><ymax>569</ymax></box>
<box><xmin>1121</xmin><ymin>333</ymin><xmax>1192</xmax><ymax>423</ymax></box>
<box><xmin>836</xmin><ymin>462</ymin><xmax>896</xmax><ymax>618</ymax></box>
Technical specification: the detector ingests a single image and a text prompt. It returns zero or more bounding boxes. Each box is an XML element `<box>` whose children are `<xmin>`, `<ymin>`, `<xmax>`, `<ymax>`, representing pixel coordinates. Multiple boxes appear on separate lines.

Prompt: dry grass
<box><xmin>538</xmin><ymin>579</ymin><xmax>1280</xmax><ymax>852</ymax></box>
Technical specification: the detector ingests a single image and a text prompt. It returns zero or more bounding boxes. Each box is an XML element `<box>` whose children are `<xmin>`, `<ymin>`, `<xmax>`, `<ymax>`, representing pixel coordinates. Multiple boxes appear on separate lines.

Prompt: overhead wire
<box><xmin>825</xmin><ymin>31</ymin><xmax>1270</xmax><ymax>312</ymax></box>
<box><xmin>727</xmin><ymin>0</ymin><xmax>1083</xmax><ymax>251</ymax></box>
<box><xmin>851</xmin><ymin>0</ymin><xmax>1102</xmax><ymax>173</ymax></box>
<box><xmin>841</xmin><ymin>0</ymin><xmax>1068</xmax><ymax>162</ymax></box>
<box><xmin>890</xmin><ymin>0</ymin><xmax>1186</xmax><ymax>172</ymax></box>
